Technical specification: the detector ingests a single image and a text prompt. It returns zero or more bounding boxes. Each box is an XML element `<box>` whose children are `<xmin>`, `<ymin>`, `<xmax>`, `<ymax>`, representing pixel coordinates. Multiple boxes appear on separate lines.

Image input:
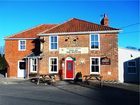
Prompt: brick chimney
<box><xmin>100</xmin><ymin>14</ymin><xmax>109</xmax><ymax>26</ymax></box>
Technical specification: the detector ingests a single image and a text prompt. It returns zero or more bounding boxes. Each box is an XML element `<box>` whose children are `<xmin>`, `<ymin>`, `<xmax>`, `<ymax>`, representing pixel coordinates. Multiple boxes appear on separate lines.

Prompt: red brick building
<box><xmin>5</xmin><ymin>15</ymin><xmax>121</xmax><ymax>81</ymax></box>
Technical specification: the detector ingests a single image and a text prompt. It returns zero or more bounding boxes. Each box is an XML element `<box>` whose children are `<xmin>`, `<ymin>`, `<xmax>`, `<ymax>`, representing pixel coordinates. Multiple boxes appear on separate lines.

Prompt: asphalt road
<box><xmin>0</xmin><ymin>81</ymin><xmax>139</xmax><ymax>105</ymax></box>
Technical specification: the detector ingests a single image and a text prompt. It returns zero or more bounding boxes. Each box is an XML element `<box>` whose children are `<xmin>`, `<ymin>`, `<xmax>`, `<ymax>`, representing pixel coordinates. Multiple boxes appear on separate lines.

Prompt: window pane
<box><xmin>94</xmin><ymin>42</ymin><xmax>99</xmax><ymax>48</ymax></box>
<box><xmin>19</xmin><ymin>62</ymin><xmax>26</xmax><ymax>69</ymax></box>
<box><xmin>128</xmin><ymin>67</ymin><xmax>136</xmax><ymax>73</ymax></box>
<box><xmin>20</xmin><ymin>41</ymin><xmax>23</xmax><ymax>44</ymax></box>
<box><xmin>33</xmin><ymin>66</ymin><xmax>37</xmax><ymax>71</ymax></box>
<box><xmin>51</xmin><ymin>59</ymin><xmax>53</xmax><ymax>65</ymax></box>
<box><xmin>54</xmin><ymin>36</ymin><xmax>57</xmax><ymax>42</ymax></box>
<box><xmin>51</xmin><ymin>36</ymin><xmax>54</xmax><ymax>42</ymax></box>
<box><xmin>52</xmin><ymin>58</ymin><xmax>57</xmax><ymax>64</ymax></box>
<box><xmin>91</xmin><ymin>66</ymin><xmax>94</xmax><ymax>72</ymax></box>
<box><xmin>20</xmin><ymin>46</ymin><xmax>25</xmax><ymax>50</ymax></box>
<box><xmin>54</xmin><ymin>43</ymin><xmax>57</xmax><ymax>49</ymax></box>
<box><xmin>91</xmin><ymin>66</ymin><xmax>99</xmax><ymax>72</ymax></box>
<box><xmin>68</xmin><ymin>62</ymin><xmax>72</xmax><ymax>71</ymax></box>
<box><xmin>50</xmin><ymin>65</ymin><xmax>53</xmax><ymax>71</ymax></box>
<box><xmin>92</xmin><ymin>58</ymin><xmax>98</xmax><ymax>64</ymax></box>
<box><xmin>128</xmin><ymin>61</ymin><xmax>136</xmax><ymax>66</ymax></box>
<box><xmin>34</xmin><ymin>59</ymin><xmax>36</xmax><ymax>64</ymax></box>
<box><xmin>91</xmin><ymin>35</ymin><xmax>94</xmax><ymax>41</ymax></box>
<box><xmin>95</xmin><ymin>66</ymin><xmax>99</xmax><ymax>72</ymax></box>
<box><xmin>94</xmin><ymin>35</ymin><xmax>98</xmax><ymax>41</ymax></box>
<box><xmin>91</xmin><ymin>42</ymin><xmax>99</xmax><ymax>49</ymax></box>
<box><xmin>34</xmin><ymin>66</ymin><xmax>36</xmax><ymax>71</ymax></box>
<box><xmin>51</xmin><ymin>43</ymin><xmax>57</xmax><ymax>49</ymax></box>
<box><xmin>51</xmin><ymin>36</ymin><xmax>57</xmax><ymax>42</ymax></box>
<box><xmin>51</xmin><ymin>43</ymin><xmax>54</xmax><ymax>49</ymax></box>
<box><xmin>20</xmin><ymin>41</ymin><xmax>22</xmax><ymax>44</ymax></box>
<box><xmin>91</xmin><ymin>42</ymin><xmax>95</xmax><ymax>48</ymax></box>
<box><xmin>53</xmin><ymin>65</ymin><xmax>57</xmax><ymax>71</ymax></box>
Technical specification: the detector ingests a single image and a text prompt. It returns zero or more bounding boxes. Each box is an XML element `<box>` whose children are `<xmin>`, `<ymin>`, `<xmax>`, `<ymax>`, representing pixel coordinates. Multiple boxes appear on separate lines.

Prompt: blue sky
<box><xmin>0</xmin><ymin>0</ymin><xmax>139</xmax><ymax>48</ymax></box>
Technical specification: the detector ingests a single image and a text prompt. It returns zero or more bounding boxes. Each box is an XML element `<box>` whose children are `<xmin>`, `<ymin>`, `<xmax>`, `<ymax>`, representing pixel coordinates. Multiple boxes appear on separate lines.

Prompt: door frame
<box><xmin>17</xmin><ymin>60</ymin><xmax>26</xmax><ymax>78</ymax></box>
<box><xmin>65</xmin><ymin>57</ymin><xmax>75</xmax><ymax>80</ymax></box>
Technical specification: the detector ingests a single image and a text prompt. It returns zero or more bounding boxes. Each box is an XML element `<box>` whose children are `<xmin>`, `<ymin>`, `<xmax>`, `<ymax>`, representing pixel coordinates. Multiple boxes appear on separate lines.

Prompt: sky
<box><xmin>0</xmin><ymin>0</ymin><xmax>139</xmax><ymax>49</ymax></box>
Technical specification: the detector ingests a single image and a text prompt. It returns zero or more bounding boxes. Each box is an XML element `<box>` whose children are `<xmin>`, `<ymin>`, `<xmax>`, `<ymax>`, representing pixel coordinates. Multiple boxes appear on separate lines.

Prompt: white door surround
<box><xmin>17</xmin><ymin>60</ymin><xmax>26</xmax><ymax>78</ymax></box>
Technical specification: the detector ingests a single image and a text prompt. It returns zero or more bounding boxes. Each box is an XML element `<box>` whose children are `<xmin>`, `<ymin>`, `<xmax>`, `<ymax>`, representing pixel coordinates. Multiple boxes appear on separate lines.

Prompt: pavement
<box><xmin>0</xmin><ymin>77</ymin><xmax>139</xmax><ymax>92</ymax></box>
<box><xmin>83</xmin><ymin>80</ymin><xmax>140</xmax><ymax>92</ymax></box>
<box><xmin>0</xmin><ymin>78</ymin><xmax>139</xmax><ymax>105</ymax></box>
<box><xmin>0</xmin><ymin>78</ymin><xmax>29</xmax><ymax>85</ymax></box>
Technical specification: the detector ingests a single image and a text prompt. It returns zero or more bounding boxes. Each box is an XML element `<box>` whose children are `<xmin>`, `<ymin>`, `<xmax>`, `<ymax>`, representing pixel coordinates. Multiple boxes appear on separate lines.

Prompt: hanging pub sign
<box><xmin>101</xmin><ymin>57</ymin><xmax>111</xmax><ymax>65</ymax></box>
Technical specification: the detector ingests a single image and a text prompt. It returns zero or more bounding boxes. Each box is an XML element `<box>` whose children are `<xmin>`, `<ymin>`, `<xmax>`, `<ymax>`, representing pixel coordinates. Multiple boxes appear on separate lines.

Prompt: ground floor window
<box><xmin>127</xmin><ymin>60</ymin><xmax>136</xmax><ymax>74</ymax></box>
<box><xmin>90</xmin><ymin>57</ymin><xmax>100</xmax><ymax>74</ymax></box>
<box><xmin>30</xmin><ymin>58</ymin><xmax>37</xmax><ymax>73</ymax></box>
<box><xmin>49</xmin><ymin>57</ymin><xmax>58</xmax><ymax>73</ymax></box>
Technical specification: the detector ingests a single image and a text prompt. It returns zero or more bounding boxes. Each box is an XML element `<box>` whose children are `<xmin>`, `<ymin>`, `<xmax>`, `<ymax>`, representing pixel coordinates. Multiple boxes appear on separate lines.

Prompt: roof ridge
<box><xmin>73</xmin><ymin>18</ymin><xmax>119</xmax><ymax>30</ymax></box>
<box><xmin>5</xmin><ymin>24</ymin><xmax>45</xmax><ymax>39</ymax></box>
<box><xmin>5</xmin><ymin>24</ymin><xmax>56</xmax><ymax>39</ymax></box>
<box><xmin>40</xmin><ymin>18</ymin><xmax>119</xmax><ymax>34</ymax></box>
<box><xmin>39</xmin><ymin>18</ymin><xmax>74</xmax><ymax>34</ymax></box>
<box><xmin>119</xmin><ymin>47</ymin><xmax>140</xmax><ymax>52</ymax></box>
<box><xmin>39</xmin><ymin>24</ymin><xmax>60</xmax><ymax>34</ymax></box>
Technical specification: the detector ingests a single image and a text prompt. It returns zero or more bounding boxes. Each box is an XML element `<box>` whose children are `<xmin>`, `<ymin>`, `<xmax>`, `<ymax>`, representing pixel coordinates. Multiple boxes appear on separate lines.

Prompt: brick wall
<box><xmin>40</xmin><ymin>33</ymin><xmax>118</xmax><ymax>81</ymax></box>
<box><xmin>5</xmin><ymin>39</ymin><xmax>35</xmax><ymax>77</ymax></box>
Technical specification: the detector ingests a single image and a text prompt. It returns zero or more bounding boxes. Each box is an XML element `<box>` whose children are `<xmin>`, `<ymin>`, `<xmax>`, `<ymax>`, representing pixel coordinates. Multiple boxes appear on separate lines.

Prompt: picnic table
<box><xmin>31</xmin><ymin>73</ymin><xmax>58</xmax><ymax>85</ymax></box>
<box><xmin>83</xmin><ymin>74</ymin><xmax>103</xmax><ymax>87</ymax></box>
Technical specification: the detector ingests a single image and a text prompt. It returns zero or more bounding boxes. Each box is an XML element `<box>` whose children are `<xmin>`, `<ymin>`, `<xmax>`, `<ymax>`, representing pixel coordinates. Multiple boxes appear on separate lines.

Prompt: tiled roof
<box><xmin>6</xmin><ymin>24</ymin><xmax>57</xmax><ymax>39</ymax></box>
<box><xmin>41</xmin><ymin>18</ymin><xmax>119</xmax><ymax>34</ymax></box>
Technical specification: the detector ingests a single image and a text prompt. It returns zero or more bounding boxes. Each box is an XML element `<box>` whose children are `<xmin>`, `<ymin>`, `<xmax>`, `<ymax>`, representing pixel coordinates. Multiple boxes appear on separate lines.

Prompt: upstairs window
<box><xmin>127</xmin><ymin>60</ymin><xmax>136</xmax><ymax>74</ymax></box>
<box><xmin>19</xmin><ymin>40</ymin><xmax>26</xmax><ymax>51</ymax></box>
<box><xmin>49</xmin><ymin>35</ymin><xmax>58</xmax><ymax>50</ymax></box>
<box><xmin>90</xmin><ymin>34</ymin><xmax>100</xmax><ymax>50</ymax></box>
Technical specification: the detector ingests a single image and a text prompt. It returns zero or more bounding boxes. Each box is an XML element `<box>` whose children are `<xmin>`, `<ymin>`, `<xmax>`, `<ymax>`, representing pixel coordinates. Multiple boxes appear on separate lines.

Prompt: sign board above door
<box><xmin>59</xmin><ymin>47</ymin><xmax>88</xmax><ymax>54</ymax></box>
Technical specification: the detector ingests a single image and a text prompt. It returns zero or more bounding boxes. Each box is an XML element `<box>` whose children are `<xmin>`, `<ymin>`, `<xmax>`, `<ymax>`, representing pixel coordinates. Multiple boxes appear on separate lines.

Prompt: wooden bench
<box><xmin>83</xmin><ymin>74</ymin><xmax>103</xmax><ymax>87</ymax></box>
<box><xmin>36</xmin><ymin>73</ymin><xmax>58</xmax><ymax>85</ymax></box>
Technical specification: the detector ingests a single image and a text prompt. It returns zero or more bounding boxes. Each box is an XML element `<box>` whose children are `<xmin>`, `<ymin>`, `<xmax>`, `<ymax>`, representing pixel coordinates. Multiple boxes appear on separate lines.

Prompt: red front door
<box><xmin>66</xmin><ymin>60</ymin><xmax>74</xmax><ymax>79</ymax></box>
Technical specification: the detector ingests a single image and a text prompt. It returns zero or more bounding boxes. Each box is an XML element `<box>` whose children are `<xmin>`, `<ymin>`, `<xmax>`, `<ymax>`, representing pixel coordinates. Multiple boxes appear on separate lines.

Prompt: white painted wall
<box><xmin>118</xmin><ymin>48</ymin><xmax>140</xmax><ymax>83</ymax></box>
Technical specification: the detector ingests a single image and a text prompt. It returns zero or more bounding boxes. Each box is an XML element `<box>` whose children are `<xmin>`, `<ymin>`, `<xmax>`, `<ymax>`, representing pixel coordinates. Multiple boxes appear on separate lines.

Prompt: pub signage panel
<box><xmin>101</xmin><ymin>57</ymin><xmax>111</xmax><ymax>65</ymax></box>
<box><xmin>59</xmin><ymin>47</ymin><xmax>88</xmax><ymax>54</ymax></box>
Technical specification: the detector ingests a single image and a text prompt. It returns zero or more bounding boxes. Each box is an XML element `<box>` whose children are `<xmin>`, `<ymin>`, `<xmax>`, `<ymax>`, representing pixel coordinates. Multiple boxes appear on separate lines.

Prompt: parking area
<box><xmin>0</xmin><ymin>78</ymin><xmax>139</xmax><ymax>105</ymax></box>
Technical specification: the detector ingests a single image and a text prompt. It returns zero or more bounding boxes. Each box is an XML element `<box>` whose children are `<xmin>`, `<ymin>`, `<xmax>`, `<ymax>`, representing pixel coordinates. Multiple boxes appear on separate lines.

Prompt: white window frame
<box><xmin>18</xmin><ymin>40</ymin><xmax>26</xmax><ymax>51</ymax></box>
<box><xmin>49</xmin><ymin>57</ymin><xmax>58</xmax><ymax>73</ymax></box>
<box><xmin>90</xmin><ymin>34</ymin><xmax>100</xmax><ymax>50</ymax></box>
<box><xmin>127</xmin><ymin>60</ymin><xmax>137</xmax><ymax>74</ymax></box>
<box><xmin>90</xmin><ymin>57</ymin><xmax>100</xmax><ymax>74</ymax></box>
<box><xmin>30</xmin><ymin>58</ymin><xmax>37</xmax><ymax>73</ymax></box>
<box><xmin>49</xmin><ymin>35</ymin><xmax>58</xmax><ymax>51</ymax></box>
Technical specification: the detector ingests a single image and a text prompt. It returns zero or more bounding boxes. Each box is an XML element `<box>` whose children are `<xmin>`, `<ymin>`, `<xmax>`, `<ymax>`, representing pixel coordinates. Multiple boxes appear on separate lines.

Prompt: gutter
<box><xmin>38</xmin><ymin>30</ymin><xmax>122</xmax><ymax>36</ymax></box>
